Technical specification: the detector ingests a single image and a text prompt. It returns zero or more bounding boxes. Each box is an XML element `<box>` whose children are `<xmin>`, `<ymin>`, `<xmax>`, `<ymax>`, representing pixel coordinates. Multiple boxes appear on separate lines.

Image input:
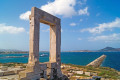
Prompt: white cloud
<box><xmin>70</xmin><ymin>23</ymin><xmax>76</xmax><ymax>26</ymax></box>
<box><xmin>88</xmin><ymin>33</ymin><xmax>120</xmax><ymax>42</ymax></box>
<box><xmin>81</xmin><ymin>18</ymin><xmax>120</xmax><ymax>34</ymax></box>
<box><xmin>41</xmin><ymin>0</ymin><xmax>76</xmax><ymax>17</ymax></box>
<box><xmin>20</xmin><ymin>0</ymin><xmax>77</xmax><ymax>20</ymax></box>
<box><xmin>78</xmin><ymin>7</ymin><xmax>89</xmax><ymax>16</ymax></box>
<box><xmin>0</xmin><ymin>23</ymin><xmax>25</xmax><ymax>34</ymax></box>
<box><xmin>78</xmin><ymin>38</ymin><xmax>82</xmax><ymax>40</ymax></box>
<box><xmin>19</xmin><ymin>11</ymin><xmax>31</xmax><ymax>20</ymax></box>
<box><xmin>20</xmin><ymin>0</ymin><xmax>89</xmax><ymax>20</ymax></box>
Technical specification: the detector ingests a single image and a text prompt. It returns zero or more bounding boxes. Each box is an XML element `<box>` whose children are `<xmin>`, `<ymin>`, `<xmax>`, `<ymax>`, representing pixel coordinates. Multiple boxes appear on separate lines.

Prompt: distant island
<box><xmin>98</xmin><ymin>47</ymin><xmax>120</xmax><ymax>52</ymax></box>
<box><xmin>66</xmin><ymin>47</ymin><xmax>120</xmax><ymax>52</ymax></box>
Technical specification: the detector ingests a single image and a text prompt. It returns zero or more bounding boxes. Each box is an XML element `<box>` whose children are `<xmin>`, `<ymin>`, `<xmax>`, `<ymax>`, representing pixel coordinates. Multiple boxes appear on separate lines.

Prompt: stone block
<box><xmin>57</xmin><ymin>68</ymin><xmax>61</xmax><ymax>72</ymax></box>
<box><xmin>43</xmin><ymin>70</ymin><xmax>47</xmax><ymax>79</ymax></box>
<box><xmin>75</xmin><ymin>71</ymin><xmax>84</xmax><ymax>74</ymax></box>
<box><xmin>45</xmin><ymin>62</ymin><xmax>57</xmax><ymax>69</ymax></box>
<box><xmin>19</xmin><ymin>71</ymin><xmax>42</xmax><ymax>80</ymax></box>
<box><xmin>61</xmin><ymin>65</ymin><xmax>64</xmax><ymax>69</ymax></box>
<box><xmin>0</xmin><ymin>72</ymin><xmax>3</xmax><ymax>76</ymax></box>
<box><xmin>3</xmin><ymin>71</ymin><xmax>15</xmax><ymax>76</ymax></box>
<box><xmin>85</xmin><ymin>72</ymin><xmax>92</xmax><ymax>76</ymax></box>
<box><xmin>46</xmin><ymin>68</ymin><xmax>53</xmax><ymax>76</ymax></box>
<box><xmin>39</xmin><ymin>63</ymin><xmax>47</xmax><ymax>70</ymax></box>
<box><xmin>57</xmin><ymin>73</ymin><xmax>63</xmax><ymax>78</ymax></box>
<box><xmin>68</xmin><ymin>73</ymin><xmax>73</xmax><ymax>77</ymax></box>
<box><xmin>46</xmin><ymin>72</ymin><xmax>54</xmax><ymax>80</ymax></box>
<box><xmin>28</xmin><ymin>74</ymin><xmax>41</xmax><ymax>80</ymax></box>
<box><xmin>40</xmin><ymin>70</ymin><xmax>47</xmax><ymax>79</ymax></box>
<box><xmin>1</xmin><ymin>66</ymin><xmax>8</xmax><ymax>71</ymax></box>
<box><xmin>57</xmin><ymin>68</ymin><xmax>62</xmax><ymax>74</ymax></box>
<box><xmin>26</xmin><ymin>72</ymin><xmax>36</xmax><ymax>77</ymax></box>
<box><xmin>92</xmin><ymin>72</ymin><xmax>97</xmax><ymax>76</ymax></box>
<box><xmin>14</xmin><ymin>69</ymin><xmax>25</xmax><ymax>74</ymax></box>
<box><xmin>52</xmin><ymin>68</ymin><xmax>62</xmax><ymax>78</ymax></box>
<box><xmin>101</xmin><ymin>78</ymin><xmax>105</xmax><ymax>80</ymax></box>
<box><xmin>19</xmin><ymin>71</ymin><xmax>27</xmax><ymax>79</ymax></box>
<box><xmin>40</xmin><ymin>78</ymin><xmax>47</xmax><ymax>80</ymax></box>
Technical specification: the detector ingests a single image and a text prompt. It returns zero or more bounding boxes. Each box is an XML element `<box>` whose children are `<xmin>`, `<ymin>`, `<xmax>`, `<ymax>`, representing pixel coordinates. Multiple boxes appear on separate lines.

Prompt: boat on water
<box><xmin>40</xmin><ymin>54</ymin><xmax>48</xmax><ymax>57</ymax></box>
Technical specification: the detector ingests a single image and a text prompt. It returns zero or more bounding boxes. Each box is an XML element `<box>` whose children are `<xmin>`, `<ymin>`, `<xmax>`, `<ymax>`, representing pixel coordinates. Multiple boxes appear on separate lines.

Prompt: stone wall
<box><xmin>87</xmin><ymin>55</ymin><xmax>106</xmax><ymax>67</ymax></box>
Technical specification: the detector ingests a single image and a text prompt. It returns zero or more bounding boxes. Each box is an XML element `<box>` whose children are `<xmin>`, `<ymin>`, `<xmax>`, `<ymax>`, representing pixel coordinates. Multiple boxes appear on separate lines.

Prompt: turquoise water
<box><xmin>0</xmin><ymin>52</ymin><xmax>120</xmax><ymax>71</ymax></box>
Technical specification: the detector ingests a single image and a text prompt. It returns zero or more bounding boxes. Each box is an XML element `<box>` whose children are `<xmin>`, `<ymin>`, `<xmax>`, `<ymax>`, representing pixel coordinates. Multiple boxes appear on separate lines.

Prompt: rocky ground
<box><xmin>61</xmin><ymin>64</ymin><xmax>120</xmax><ymax>80</ymax></box>
<box><xmin>0</xmin><ymin>63</ymin><xmax>120</xmax><ymax>80</ymax></box>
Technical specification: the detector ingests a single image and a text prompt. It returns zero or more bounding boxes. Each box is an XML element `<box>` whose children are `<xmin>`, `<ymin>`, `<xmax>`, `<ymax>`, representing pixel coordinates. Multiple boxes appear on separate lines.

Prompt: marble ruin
<box><xmin>19</xmin><ymin>7</ymin><xmax>67</xmax><ymax>80</ymax></box>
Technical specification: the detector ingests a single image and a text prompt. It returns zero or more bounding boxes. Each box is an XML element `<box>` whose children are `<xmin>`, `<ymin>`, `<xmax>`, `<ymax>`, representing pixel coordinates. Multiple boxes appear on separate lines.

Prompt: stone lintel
<box><xmin>29</xmin><ymin>7</ymin><xmax>60</xmax><ymax>26</ymax></box>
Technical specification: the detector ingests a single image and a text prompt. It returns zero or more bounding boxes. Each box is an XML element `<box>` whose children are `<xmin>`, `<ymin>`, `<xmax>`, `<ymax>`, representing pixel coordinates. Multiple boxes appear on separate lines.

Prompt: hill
<box><xmin>66</xmin><ymin>47</ymin><xmax>120</xmax><ymax>52</ymax></box>
<box><xmin>98</xmin><ymin>47</ymin><xmax>120</xmax><ymax>52</ymax></box>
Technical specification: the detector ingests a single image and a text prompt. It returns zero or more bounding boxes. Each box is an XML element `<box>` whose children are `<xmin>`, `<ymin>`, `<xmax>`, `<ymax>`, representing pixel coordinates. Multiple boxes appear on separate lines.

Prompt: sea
<box><xmin>0</xmin><ymin>52</ymin><xmax>120</xmax><ymax>71</ymax></box>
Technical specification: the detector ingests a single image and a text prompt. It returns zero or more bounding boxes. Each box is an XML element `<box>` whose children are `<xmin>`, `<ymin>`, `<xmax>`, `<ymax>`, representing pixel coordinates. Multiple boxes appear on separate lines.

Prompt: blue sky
<box><xmin>0</xmin><ymin>0</ymin><xmax>120</xmax><ymax>51</ymax></box>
